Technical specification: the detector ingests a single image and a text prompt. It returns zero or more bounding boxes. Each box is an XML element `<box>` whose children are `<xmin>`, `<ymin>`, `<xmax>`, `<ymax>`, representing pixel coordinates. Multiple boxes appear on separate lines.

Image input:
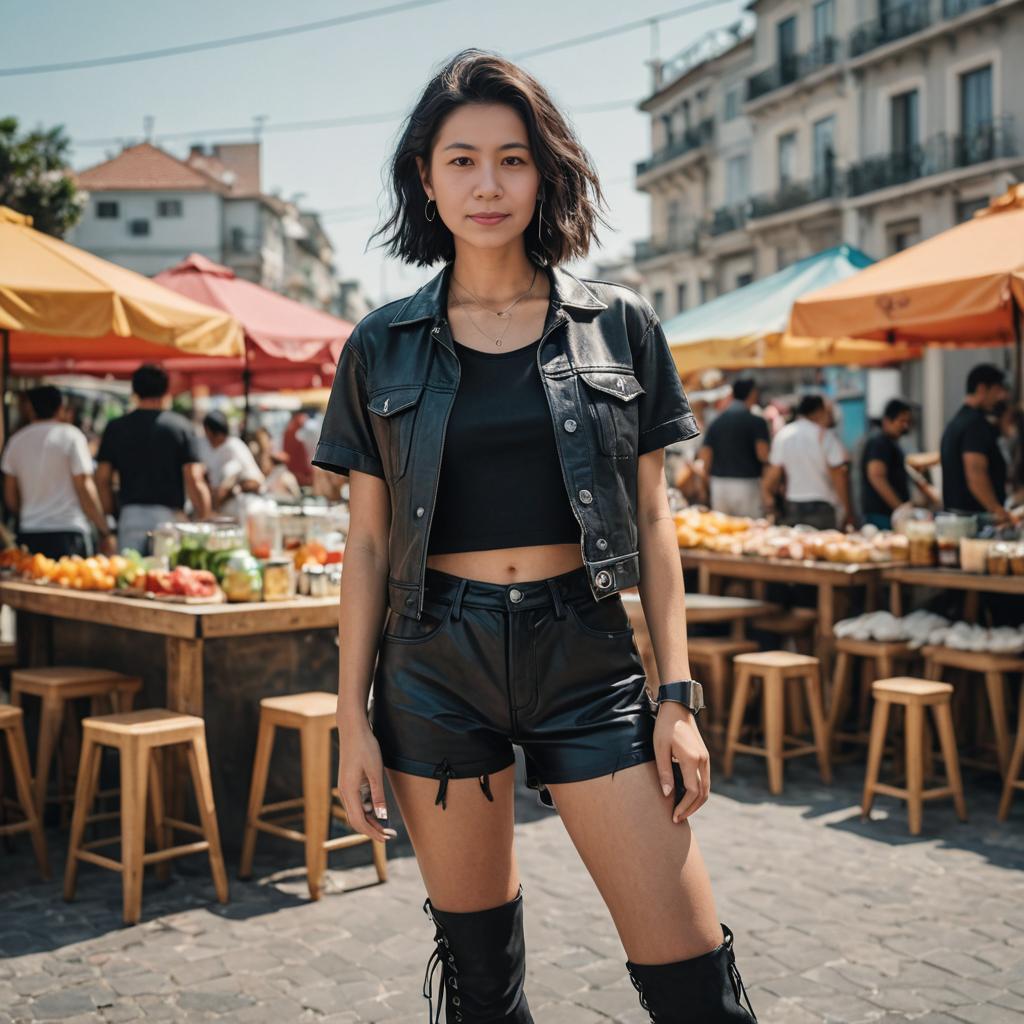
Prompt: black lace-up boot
<box><xmin>625</xmin><ymin>923</ymin><xmax>758</xmax><ymax>1023</ymax></box>
<box><xmin>422</xmin><ymin>884</ymin><xmax>535</xmax><ymax>1023</ymax></box>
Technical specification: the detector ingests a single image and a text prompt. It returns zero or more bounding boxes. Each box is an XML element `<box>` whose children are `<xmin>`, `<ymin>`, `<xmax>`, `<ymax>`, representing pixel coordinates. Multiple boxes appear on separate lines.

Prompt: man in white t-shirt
<box><xmin>2</xmin><ymin>386</ymin><xmax>114</xmax><ymax>557</ymax></box>
<box><xmin>198</xmin><ymin>410</ymin><xmax>266</xmax><ymax>521</ymax></box>
<box><xmin>764</xmin><ymin>394</ymin><xmax>851</xmax><ymax>530</ymax></box>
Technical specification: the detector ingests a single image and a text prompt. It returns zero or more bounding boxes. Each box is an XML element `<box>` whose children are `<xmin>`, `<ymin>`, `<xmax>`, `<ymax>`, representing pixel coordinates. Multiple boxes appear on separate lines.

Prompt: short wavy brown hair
<box><xmin>369</xmin><ymin>48</ymin><xmax>610</xmax><ymax>268</ymax></box>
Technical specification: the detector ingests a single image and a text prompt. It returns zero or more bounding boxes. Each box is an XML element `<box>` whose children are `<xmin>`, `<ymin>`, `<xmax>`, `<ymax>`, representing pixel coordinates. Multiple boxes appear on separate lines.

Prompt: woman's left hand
<box><xmin>653</xmin><ymin>703</ymin><xmax>710</xmax><ymax>822</ymax></box>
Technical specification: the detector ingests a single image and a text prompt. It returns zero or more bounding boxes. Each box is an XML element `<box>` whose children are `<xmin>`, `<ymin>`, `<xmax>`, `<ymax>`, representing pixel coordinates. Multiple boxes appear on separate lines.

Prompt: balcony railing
<box><xmin>746</xmin><ymin>37</ymin><xmax>840</xmax><ymax>101</ymax></box>
<box><xmin>635</xmin><ymin>119</ymin><xmax>714</xmax><ymax>177</ymax></box>
<box><xmin>943</xmin><ymin>0</ymin><xmax>998</xmax><ymax>16</ymax></box>
<box><xmin>849</xmin><ymin>0</ymin><xmax>932</xmax><ymax>58</ymax></box>
<box><xmin>709</xmin><ymin>204</ymin><xmax>748</xmax><ymax>236</ymax></box>
<box><xmin>748</xmin><ymin>172</ymin><xmax>841</xmax><ymax>219</ymax></box>
<box><xmin>846</xmin><ymin>117</ymin><xmax>1016</xmax><ymax>197</ymax></box>
<box><xmin>634</xmin><ymin>224</ymin><xmax>701</xmax><ymax>262</ymax></box>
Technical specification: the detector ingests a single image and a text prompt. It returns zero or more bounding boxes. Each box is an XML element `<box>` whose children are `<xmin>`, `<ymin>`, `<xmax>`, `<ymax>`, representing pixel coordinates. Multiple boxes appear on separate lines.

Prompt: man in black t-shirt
<box><xmin>861</xmin><ymin>398</ymin><xmax>915</xmax><ymax>529</ymax></box>
<box><xmin>698</xmin><ymin>376</ymin><xmax>771</xmax><ymax>518</ymax></box>
<box><xmin>96</xmin><ymin>364</ymin><xmax>212</xmax><ymax>554</ymax></box>
<box><xmin>940</xmin><ymin>363</ymin><xmax>1015</xmax><ymax>525</ymax></box>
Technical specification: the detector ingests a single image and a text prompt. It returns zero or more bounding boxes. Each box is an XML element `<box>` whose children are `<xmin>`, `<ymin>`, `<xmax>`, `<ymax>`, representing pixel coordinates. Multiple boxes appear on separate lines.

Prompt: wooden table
<box><xmin>884</xmin><ymin>566</ymin><xmax>1024</xmax><ymax>618</ymax></box>
<box><xmin>679</xmin><ymin>549</ymin><xmax>888</xmax><ymax>669</ymax></box>
<box><xmin>0</xmin><ymin>581</ymin><xmax>339</xmax><ymax>716</ymax></box>
<box><xmin>621</xmin><ymin>590</ymin><xmax>776</xmax><ymax>689</ymax></box>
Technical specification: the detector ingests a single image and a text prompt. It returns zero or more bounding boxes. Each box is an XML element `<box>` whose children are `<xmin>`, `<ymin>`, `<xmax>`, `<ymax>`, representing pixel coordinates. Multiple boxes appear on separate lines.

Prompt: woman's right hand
<box><xmin>337</xmin><ymin>723</ymin><xmax>397</xmax><ymax>843</ymax></box>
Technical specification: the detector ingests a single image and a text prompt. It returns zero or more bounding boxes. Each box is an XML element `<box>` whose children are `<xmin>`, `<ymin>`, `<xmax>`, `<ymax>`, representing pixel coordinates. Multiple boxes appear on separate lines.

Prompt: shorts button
<box><xmin>509</xmin><ymin>588</ymin><xmax>524</xmax><ymax>603</ymax></box>
<box><xmin>578</xmin><ymin>488</ymin><xmax>593</xmax><ymax>504</ymax></box>
<box><xmin>595</xmin><ymin>570</ymin><xmax>613</xmax><ymax>589</ymax></box>
<box><xmin>596</xmin><ymin>537</ymin><xmax>608</xmax><ymax>550</ymax></box>
<box><xmin>564</xmin><ymin>418</ymin><xmax>577</xmax><ymax>432</ymax></box>
<box><xmin>415</xmin><ymin>506</ymin><xmax>425</xmax><ymax>518</ymax></box>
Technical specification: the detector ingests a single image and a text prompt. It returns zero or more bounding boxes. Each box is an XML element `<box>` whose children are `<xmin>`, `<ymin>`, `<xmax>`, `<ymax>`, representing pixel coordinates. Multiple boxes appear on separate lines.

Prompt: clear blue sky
<box><xmin>2</xmin><ymin>0</ymin><xmax>746</xmax><ymax>305</ymax></box>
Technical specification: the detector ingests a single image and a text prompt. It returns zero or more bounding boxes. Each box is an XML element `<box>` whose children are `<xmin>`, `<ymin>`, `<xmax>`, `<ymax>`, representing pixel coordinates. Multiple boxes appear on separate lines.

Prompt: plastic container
<box><xmin>960</xmin><ymin>537</ymin><xmax>993</xmax><ymax>574</ymax></box>
<box><xmin>934</xmin><ymin>513</ymin><xmax>976</xmax><ymax>569</ymax></box>
<box><xmin>906</xmin><ymin>518</ymin><xmax>937</xmax><ymax>567</ymax></box>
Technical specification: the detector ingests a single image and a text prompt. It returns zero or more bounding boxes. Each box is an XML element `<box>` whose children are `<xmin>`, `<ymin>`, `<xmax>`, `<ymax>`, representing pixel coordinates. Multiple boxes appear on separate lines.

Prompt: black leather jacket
<box><xmin>314</xmin><ymin>260</ymin><xmax>699</xmax><ymax>621</ymax></box>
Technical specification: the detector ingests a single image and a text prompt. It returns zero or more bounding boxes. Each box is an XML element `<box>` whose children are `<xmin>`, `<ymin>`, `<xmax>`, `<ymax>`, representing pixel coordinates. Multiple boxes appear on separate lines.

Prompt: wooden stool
<box><xmin>921</xmin><ymin>646</ymin><xmax>1024</xmax><ymax>779</ymax></box>
<box><xmin>239</xmin><ymin>692</ymin><xmax>387</xmax><ymax>900</ymax></box>
<box><xmin>11</xmin><ymin>667</ymin><xmax>142</xmax><ymax>819</ymax></box>
<box><xmin>724</xmin><ymin>652</ymin><xmax>832</xmax><ymax>794</ymax></box>
<box><xmin>830</xmin><ymin>638</ymin><xmax>917</xmax><ymax>760</ymax></box>
<box><xmin>752</xmin><ymin>608</ymin><xmax>817</xmax><ymax>655</ymax></box>
<box><xmin>861</xmin><ymin>678</ymin><xmax>967</xmax><ymax>835</ymax></box>
<box><xmin>998</xmin><ymin>681</ymin><xmax>1024</xmax><ymax>822</ymax></box>
<box><xmin>64</xmin><ymin>709</ymin><xmax>229</xmax><ymax>925</ymax></box>
<box><xmin>0</xmin><ymin>706</ymin><xmax>50</xmax><ymax>878</ymax></box>
<box><xmin>687</xmin><ymin>637</ymin><xmax>758</xmax><ymax>751</ymax></box>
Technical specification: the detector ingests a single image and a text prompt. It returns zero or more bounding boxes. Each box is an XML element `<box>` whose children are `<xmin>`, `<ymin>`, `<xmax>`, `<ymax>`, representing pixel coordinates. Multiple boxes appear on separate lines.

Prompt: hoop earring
<box><xmin>424</xmin><ymin>197</ymin><xmax>436</xmax><ymax>222</ymax></box>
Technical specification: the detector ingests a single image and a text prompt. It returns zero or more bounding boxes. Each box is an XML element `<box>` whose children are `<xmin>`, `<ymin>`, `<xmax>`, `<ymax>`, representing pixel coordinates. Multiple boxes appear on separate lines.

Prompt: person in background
<box><xmin>861</xmin><ymin>398</ymin><xmax>915</xmax><ymax>530</ymax></box>
<box><xmin>96</xmin><ymin>364</ymin><xmax>212</xmax><ymax>554</ymax></box>
<box><xmin>940</xmin><ymin>363</ymin><xmax>1016</xmax><ymax>525</ymax></box>
<box><xmin>199</xmin><ymin>410</ymin><xmax>266</xmax><ymax>518</ymax></box>
<box><xmin>764</xmin><ymin>393</ymin><xmax>852</xmax><ymax>530</ymax></box>
<box><xmin>250</xmin><ymin>426</ymin><xmax>275</xmax><ymax>477</ymax></box>
<box><xmin>282</xmin><ymin>410</ymin><xmax>314</xmax><ymax>487</ymax></box>
<box><xmin>2</xmin><ymin>385</ymin><xmax>114</xmax><ymax>558</ymax></box>
<box><xmin>265</xmin><ymin>451</ymin><xmax>303</xmax><ymax>502</ymax></box>
<box><xmin>698</xmin><ymin>376</ymin><xmax>770</xmax><ymax>518</ymax></box>
<box><xmin>997</xmin><ymin>402</ymin><xmax>1024</xmax><ymax>511</ymax></box>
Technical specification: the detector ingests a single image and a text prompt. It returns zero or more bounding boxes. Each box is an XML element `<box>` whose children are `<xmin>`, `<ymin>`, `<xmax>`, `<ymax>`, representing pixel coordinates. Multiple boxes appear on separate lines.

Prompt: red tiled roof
<box><xmin>75</xmin><ymin>142</ymin><xmax>227</xmax><ymax>193</ymax></box>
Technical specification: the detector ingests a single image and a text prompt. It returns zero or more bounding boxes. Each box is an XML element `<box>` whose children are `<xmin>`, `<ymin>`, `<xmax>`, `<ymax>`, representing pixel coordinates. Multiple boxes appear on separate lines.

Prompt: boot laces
<box><xmin>625</xmin><ymin>965</ymin><xmax>659</xmax><ymax>1022</ymax></box>
<box><xmin>422</xmin><ymin>898</ymin><xmax>464</xmax><ymax>1023</ymax></box>
<box><xmin>723</xmin><ymin>927</ymin><xmax>758</xmax><ymax>1021</ymax></box>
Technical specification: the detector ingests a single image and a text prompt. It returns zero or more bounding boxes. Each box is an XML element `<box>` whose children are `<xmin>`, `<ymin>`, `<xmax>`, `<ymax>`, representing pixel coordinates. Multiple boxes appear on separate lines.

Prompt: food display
<box><xmin>934</xmin><ymin>513</ymin><xmax>976</xmax><ymax>568</ymax></box>
<box><xmin>261</xmin><ymin>559</ymin><xmax>296</xmax><ymax>601</ymax></box>
<box><xmin>125</xmin><ymin>566</ymin><xmax>221</xmax><ymax>601</ymax></box>
<box><xmin>673</xmin><ymin>510</ymin><xmax>908</xmax><ymax>566</ymax></box>
<box><xmin>0</xmin><ymin>549</ymin><xmax>131</xmax><ymax>591</ymax></box>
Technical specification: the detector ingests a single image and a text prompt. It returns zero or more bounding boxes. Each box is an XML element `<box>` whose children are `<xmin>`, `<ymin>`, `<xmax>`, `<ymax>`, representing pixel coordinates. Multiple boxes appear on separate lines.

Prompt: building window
<box><xmin>726</xmin><ymin>154</ymin><xmax>750</xmax><ymax>205</ymax></box>
<box><xmin>128</xmin><ymin>219</ymin><xmax>150</xmax><ymax>237</ymax></box>
<box><xmin>660</xmin><ymin>112</ymin><xmax>674</xmax><ymax>148</ymax></box>
<box><xmin>777</xmin><ymin>131</ymin><xmax>798</xmax><ymax>186</ymax></box>
<box><xmin>736</xmin><ymin>272</ymin><xmax>754</xmax><ymax>288</ymax></box>
<box><xmin>157</xmin><ymin>199</ymin><xmax>183</xmax><ymax>218</ymax></box>
<box><xmin>724</xmin><ymin>87</ymin><xmax>741</xmax><ymax>122</ymax></box>
<box><xmin>96</xmin><ymin>200</ymin><xmax>119</xmax><ymax>219</ymax></box>
<box><xmin>699</xmin><ymin>280</ymin><xmax>713</xmax><ymax>305</ymax></box>
<box><xmin>813</xmin><ymin>0</ymin><xmax>834</xmax><ymax>45</ymax></box>
<box><xmin>886</xmin><ymin>218</ymin><xmax>921</xmax><ymax>254</ymax></box>
<box><xmin>955</xmin><ymin>197</ymin><xmax>988</xmax><ymax>222</ymax></box>
<box><xmin>777</xmin><ymin>15</ymin><xmax>798</xmax><ymax>81</ymax></box>
<box><xmin>812</xmin><ymin>116</ymin><xmax>836</xmax><ymax>192</ymax></box>
<box><xmin>652</xmin><ymin>290</ymin><xmax>666</xmax><ymax>318</ymax></box>
<box><xmin>890</xmin><ymin>89</ymin><xmax>919</xmax><ymax>154</ymax></box>
<box><xmin>960</xmin><ymin>64</ymin><xmax>993</xmax><ymax>139</ymax></box>
<box><xmin>676</xmin><ymin>283</ymin><xmax>688</xmax><ymax>314</ymax></box>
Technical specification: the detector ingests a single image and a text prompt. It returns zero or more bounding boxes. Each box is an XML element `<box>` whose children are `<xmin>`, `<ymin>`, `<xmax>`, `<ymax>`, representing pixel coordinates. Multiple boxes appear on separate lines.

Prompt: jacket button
<box><xmin>578</xmin><ymin>489</ymin><xmax>593</xmax><ymax>504</ymax></box>
<box><xmin>596</xmin><ymin>538</ymin><xmax>608</xmax><ymax>551</ymax></box>
<box><xmin>415</xmin><ymin>506</ymin><xmax>425</xmax><ymax>518</ymax></box>
<box><xmin>595</xmin><ymin>570</ymin><xmax>613</xmax><ymax>589</ymax></box>
<box><xmin>564</xmin><ymin>418</ymin><xmax>577</xmax><ymax>433</ymax></box>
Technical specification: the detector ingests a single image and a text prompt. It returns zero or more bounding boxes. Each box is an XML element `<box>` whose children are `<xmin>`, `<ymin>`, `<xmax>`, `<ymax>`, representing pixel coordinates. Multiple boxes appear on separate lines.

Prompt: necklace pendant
<box><xmin>496</xmin><ymin>310</ymin><xmax>509</xmax><ymax>319</ymax></box>
<box><xmin>495</xmin><ymin>337</ymin><xmax>503</xmax><ymax>347</ymax></box>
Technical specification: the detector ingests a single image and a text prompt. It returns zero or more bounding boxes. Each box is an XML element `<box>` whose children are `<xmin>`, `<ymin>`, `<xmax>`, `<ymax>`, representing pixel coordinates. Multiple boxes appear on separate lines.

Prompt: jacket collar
<box><xmin>387</xmin><ymin>260</ymin><xmax>607</xmax><ymax>328</ymax></box>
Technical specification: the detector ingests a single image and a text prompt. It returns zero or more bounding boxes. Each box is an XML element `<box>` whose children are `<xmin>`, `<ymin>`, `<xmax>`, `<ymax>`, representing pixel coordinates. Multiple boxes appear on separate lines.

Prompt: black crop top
<box><xmin>426</xmin><ymin>337</ymin><xmax>582</xmax><ymax>555</ymax></box>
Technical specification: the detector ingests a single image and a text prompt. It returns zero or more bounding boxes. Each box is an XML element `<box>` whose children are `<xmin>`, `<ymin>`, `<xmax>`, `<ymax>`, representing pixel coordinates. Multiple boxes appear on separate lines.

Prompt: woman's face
<box><xmin>416</xmin><ymin>102</ymin><xmax>542</xmax><ymax>255</ymax></box>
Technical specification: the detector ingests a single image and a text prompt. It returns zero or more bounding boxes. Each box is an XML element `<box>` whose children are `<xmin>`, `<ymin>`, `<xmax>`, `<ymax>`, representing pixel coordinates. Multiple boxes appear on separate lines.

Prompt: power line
<box><xmin>0</xmin><ymin>0</ymin><xmax>450</xmax><ymax>77</ymax></box>
<box><xmin>73</xmin><ymin>97</ymin><xmax>643</xmax><ymax>149</ymax></box>
<box><xmin>511</xmin><ymin>0</ymin><xmax>736</xmax><ymax>59</ymax></box>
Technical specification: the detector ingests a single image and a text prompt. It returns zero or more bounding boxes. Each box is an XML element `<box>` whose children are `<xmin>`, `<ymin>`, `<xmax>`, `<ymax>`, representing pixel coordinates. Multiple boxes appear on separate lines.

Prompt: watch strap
<box><xmin>655</xmin><ymin>679</ymin><xmax>704</xmax><ymax>715</ymax></box>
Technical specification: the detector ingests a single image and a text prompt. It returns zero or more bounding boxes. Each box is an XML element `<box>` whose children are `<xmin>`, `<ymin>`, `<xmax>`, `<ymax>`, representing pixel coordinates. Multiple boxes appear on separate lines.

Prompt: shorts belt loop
<box><xmin>449</xmin><ymin>578</ymin><xmax>468</xmax><ymax>622</ymax></box>
<box><xmin>545</xmin><ymin>579</ymin><xmax>567</xmax><ymax>620</ymax></box>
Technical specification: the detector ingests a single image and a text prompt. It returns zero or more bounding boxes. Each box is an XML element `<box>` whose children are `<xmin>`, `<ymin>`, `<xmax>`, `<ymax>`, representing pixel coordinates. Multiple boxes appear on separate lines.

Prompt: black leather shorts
<box><xmin>369</xmin><ymin>564</ymin><xmax>656</xmax><ymax>810</ymax></box>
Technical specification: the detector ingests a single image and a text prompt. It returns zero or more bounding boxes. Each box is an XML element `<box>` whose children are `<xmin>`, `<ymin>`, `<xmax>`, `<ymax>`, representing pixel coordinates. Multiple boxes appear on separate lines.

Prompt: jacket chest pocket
<box><xmin>367</xmin><ymin>384</ymin><xmax>424</xmax><ymax>482</ymax></box>
<box><xmin>577</xmin><ymin>370</ymin><xmax>645</xmax><ymax>458</ymax></box>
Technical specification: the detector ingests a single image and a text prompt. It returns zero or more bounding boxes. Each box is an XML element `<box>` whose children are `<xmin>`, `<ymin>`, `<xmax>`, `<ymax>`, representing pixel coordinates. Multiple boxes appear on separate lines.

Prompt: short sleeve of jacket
<box><xmin>312</xmin><ymin>336</ymin><xmax>385</xmax><ymax>479</ymax></box>
<box><xmin>634</xmin><ymin>311</ymin><xmax>700</xmax><ymax>454</ymax></box>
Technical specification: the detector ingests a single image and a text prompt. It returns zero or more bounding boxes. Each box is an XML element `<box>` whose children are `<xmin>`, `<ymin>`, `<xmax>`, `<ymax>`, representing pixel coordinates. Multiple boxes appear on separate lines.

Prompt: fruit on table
<box><xmin>140</xmin><ymin>566</ymin><xmax>219</xmax><ymax>598</ymax></box>
<box><xmin>10</xmin><ymin>550</ymin><xmax>130</xmax><ymax>591</ymax></box>
<box><xmin>292</xmin><ymin>541</ymin><xmax>328</xmax><ymax>570</ymax></box>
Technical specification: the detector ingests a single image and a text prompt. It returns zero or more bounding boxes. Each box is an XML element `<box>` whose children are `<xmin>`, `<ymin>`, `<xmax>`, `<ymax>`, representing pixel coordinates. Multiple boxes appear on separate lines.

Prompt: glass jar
<box><xmin>987</xmin><ymin>542</ymin><xmax>1012</xmax><ymax>576</ymax></box>
<box><xmin>221</xmin><ymin>552</ymin><xmax>263</xmax><ymax>602</ymax></box>
<box><xmin>261</xmin><ymin>558</ymin><xmax>296</xmax><ymax>601</ymax></box>
<box><xmin>247</xmin><ymin>501</ymin><xmax>282</xmax><ymax>560</ymax></box>
<box><xmin>906</xmin><ymin>519</ymin><xmax>937</xmax><ymax>568</ymax></box>
<box><xmin>934</xmin><ymin>513</ymin><xmax>976</xmax><ymax>569</ymax></box>
<box><xmin>149</xmin><ymin>523</ymin><xmax>180</xmax><ymax>567</ymax></box>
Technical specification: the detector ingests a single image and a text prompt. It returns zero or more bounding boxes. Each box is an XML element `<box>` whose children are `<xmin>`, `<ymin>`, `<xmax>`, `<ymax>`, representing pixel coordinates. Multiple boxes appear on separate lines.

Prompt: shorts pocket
<box><xmin>381</xmin><ymin>597</ymin><xmax>452</xmax><ymax>645</ymax></box>
<box><xmin>566</xmin><ymin>594</ymin><xmax>634</xmax><ymax>640</ymax></box>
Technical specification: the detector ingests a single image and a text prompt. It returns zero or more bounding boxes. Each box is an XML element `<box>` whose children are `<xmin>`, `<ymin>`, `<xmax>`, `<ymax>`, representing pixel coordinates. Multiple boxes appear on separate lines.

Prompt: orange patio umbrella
<box><xmin>789</xmin><ymin>184</ymin><xmax>1024</xmax><ymax>389</ymax></box>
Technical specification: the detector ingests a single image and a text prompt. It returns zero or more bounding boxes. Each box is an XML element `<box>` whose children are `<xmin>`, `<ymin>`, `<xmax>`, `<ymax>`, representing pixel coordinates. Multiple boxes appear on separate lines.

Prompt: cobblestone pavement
<box><xmin>2</xmin><ymin>749</ymin><xmax>1024</xmax><ymax>1024</ymax></box>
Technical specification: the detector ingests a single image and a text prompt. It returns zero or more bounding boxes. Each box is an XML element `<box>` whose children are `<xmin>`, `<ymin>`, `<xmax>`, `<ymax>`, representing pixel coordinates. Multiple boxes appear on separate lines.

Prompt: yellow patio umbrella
<box><xmin>0</xmin><ymin>205</ymin><xmax>243</xmax><ymax>362</ymax></box>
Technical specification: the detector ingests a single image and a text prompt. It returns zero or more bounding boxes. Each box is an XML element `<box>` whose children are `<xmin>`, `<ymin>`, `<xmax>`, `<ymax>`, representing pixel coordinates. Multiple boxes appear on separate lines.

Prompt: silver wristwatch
<box><xmin>647</xmin><ymin>679</ymin><xmax>705</xmax><ymax>716</ymax></box>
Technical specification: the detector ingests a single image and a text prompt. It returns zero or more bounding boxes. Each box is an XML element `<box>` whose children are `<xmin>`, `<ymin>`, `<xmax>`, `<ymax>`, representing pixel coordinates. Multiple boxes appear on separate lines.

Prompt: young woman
<box><xmin>313</xmin><ymin>49</ymin><xmax>758</xmax><ymax>1024</ymax></box>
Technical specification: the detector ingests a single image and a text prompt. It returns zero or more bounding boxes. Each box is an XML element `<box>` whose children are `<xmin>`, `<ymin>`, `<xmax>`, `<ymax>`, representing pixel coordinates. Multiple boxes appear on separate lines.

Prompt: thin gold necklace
<box><xmin>450</xmin><ymin>265</ymin><xmax>538</xmax><ymax>347</ymax></box>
